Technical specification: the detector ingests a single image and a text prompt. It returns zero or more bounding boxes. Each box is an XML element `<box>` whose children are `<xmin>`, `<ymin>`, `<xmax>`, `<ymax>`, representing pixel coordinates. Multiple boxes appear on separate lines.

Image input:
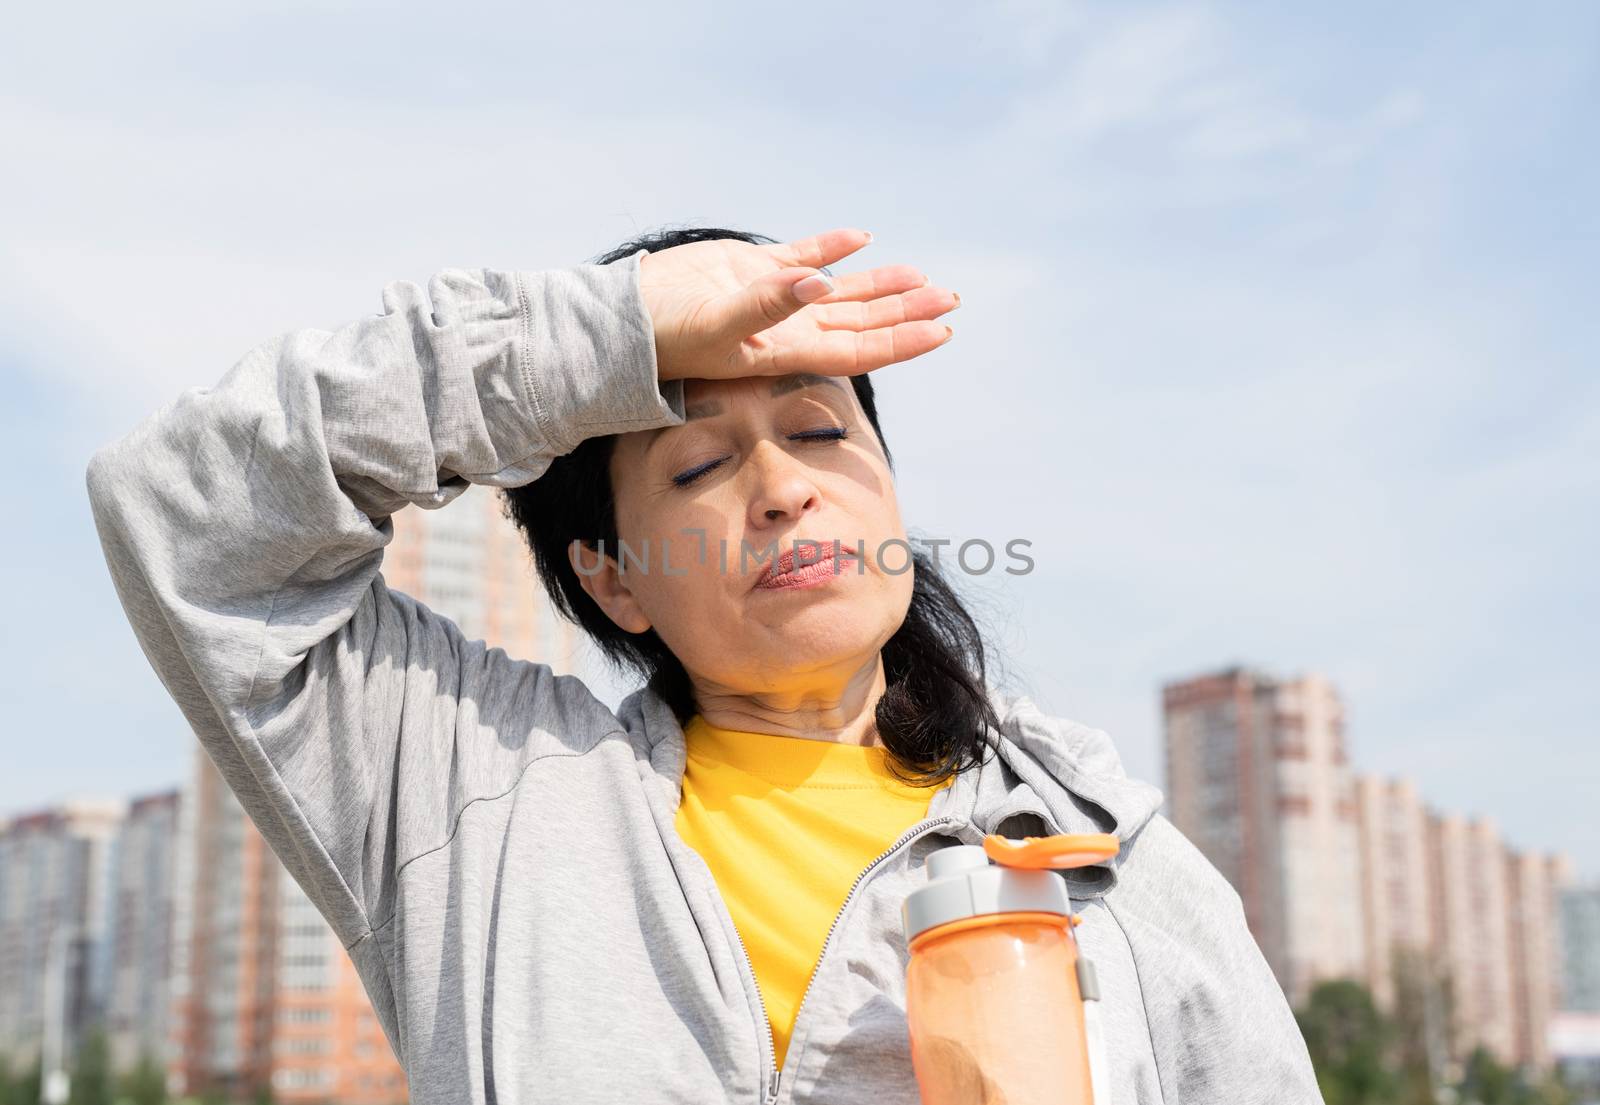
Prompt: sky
<box><xmin>2</xmin><ymin>1</ymin><xmax>1596</xmax><ymax>877</ymax></box>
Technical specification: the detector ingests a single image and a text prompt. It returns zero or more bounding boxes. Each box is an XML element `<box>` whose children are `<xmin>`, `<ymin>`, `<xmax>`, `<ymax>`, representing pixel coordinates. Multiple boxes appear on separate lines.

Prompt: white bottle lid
<box><xmin>902</xmin><ymin>843</ymin><xmax>1074</xmax><ymax>945</ymax></box>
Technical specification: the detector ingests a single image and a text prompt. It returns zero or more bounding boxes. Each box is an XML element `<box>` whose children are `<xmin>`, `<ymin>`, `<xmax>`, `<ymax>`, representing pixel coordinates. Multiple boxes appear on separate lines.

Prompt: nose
<box><xmin>746</xmin><ymin>439</ymin><xmax>822</xmax><ymax>527</ymax></box>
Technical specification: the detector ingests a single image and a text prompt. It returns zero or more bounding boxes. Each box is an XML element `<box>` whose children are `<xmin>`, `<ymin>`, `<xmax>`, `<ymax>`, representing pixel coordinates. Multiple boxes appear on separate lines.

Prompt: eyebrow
<box><xmin>769</xmin><ymin>372</ymin><xmax>843</xmax><ymax>398</ymax></box>
<box><xmin>641</xmin><ymin>374</ymin><xmax>846</xmax><ymax>455</ymax></box>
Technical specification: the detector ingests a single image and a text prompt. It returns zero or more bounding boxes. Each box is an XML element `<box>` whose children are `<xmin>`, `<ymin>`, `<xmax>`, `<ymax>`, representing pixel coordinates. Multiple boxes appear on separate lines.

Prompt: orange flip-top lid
<box><xmin>983</xmin><ymin>832</ymin><xmax>1120</xmax><ymax>870</ymax></box>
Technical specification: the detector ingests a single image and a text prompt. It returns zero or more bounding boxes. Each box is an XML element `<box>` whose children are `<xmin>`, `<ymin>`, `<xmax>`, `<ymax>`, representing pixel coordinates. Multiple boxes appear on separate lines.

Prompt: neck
<box><xmin>690</xmin><ymin>653</ymin><xmax>888</xmax><ymax>748</ymax></box>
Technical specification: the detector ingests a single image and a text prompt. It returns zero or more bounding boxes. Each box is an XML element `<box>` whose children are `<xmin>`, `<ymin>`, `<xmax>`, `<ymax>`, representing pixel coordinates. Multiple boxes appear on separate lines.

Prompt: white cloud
<box><xmin>3</xmin><ymin>0</ymin><xmax>1595</xmax><ymax>875</ymax></box>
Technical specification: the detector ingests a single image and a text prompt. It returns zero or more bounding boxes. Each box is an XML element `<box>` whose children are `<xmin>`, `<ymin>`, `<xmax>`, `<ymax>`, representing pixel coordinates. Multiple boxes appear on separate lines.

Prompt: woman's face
<box><xmin>580</xmin><ymin>373</ymin><xmax>913</xmax><ymax>697</ymax></box>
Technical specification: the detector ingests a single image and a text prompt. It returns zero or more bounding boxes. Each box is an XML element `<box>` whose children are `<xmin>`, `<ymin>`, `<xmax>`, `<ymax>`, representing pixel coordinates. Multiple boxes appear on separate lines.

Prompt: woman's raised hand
<box><xmin>636</xmin><ymin>227</ymin><xmax>959</xmax><ymax>383</ymax></box>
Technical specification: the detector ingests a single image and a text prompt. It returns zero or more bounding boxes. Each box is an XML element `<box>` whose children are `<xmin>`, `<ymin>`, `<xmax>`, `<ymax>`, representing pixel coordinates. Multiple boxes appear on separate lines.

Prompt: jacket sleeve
<box><xmin>1106</xmin><ymin>814</ymin><xmax>1326</xmax><ymax>1104</ymax></box>
<box><xmin>85</xmin><ymin>249</ymin><xmax>685</xmax><ymax>954</ymax></box>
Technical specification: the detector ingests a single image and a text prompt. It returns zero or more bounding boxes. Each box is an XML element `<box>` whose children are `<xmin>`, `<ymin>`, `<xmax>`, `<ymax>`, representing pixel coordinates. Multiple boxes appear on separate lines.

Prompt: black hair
<box><xmin>499</xmin><ymin>225</ymin><xmax>1001</xmax><ymax>787</ymax></box>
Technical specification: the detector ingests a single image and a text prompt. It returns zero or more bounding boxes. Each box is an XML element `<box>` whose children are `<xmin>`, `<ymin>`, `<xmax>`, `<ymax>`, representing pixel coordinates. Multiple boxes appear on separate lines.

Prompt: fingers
<box><xmin>765</xmin><ymin>320</ymin><xmax>955</xmax><ymax>377</ymax></box>
<box><xmin>763</xmin><ymin>228</ymin><xmax>873</xmax><ymax>269</ymax></box>
<box><xmin>697</xmin><ymin>267</ymin><xmax>837</xmax><ymax>346</ymax></box>
<box><xmin>773</xmin><ymin>260</ymin><xmax>956</xmax><ymax>330</ymax></box>
<box><xmin>808</xmin><ymin>284</ymin><xmax>960</xmax><ymax>332</ymax></box>
<box><xmin>735</xmin><ymin>235</ymin><xmax>959</xmax><ymax>376</ymax></box>
<box><xmin>802</xmin><ymin>263</ymin><xmax>929</xmax><ymax>304</ymax></box>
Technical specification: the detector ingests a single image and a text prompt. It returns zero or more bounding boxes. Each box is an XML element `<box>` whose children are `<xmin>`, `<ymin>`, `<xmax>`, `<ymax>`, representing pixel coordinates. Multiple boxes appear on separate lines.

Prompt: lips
<box><xmin>756</xmin><ymin>541</ymin><xmax>860</xmax><ymax>587</ymax></box>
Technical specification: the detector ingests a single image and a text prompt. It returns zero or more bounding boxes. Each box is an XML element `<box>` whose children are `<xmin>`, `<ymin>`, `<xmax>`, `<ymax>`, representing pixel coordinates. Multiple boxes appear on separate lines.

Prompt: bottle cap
<box><xmin>901</xmin><ymin>834</ymin><xmax>1120</xmax><ymax>945</ymax></box>
<box><xmin>983</xmin><ymin>832</ymin><xmax>1119</xmax><ymax>870</ymax></box>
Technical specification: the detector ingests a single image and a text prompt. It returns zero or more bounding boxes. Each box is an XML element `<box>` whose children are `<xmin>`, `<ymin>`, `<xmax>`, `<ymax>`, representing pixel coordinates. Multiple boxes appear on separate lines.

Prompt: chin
<box><xmin>763</xmin><ymin>610</ymin><xmax>893</xmax><ymax>667</ymax></box>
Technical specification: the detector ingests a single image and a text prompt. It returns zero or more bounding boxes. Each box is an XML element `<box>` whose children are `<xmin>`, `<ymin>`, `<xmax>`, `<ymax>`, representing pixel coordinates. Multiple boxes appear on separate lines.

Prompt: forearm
<box><xmin>87</xmin><ymin>254</ymin><xmax>679</xmax><ymax>722</ymax></box>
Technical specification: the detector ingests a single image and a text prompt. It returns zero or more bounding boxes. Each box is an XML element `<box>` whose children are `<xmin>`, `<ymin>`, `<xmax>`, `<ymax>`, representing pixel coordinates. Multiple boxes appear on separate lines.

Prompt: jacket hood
<box><xmin>957</xmin><ymin>687</ymin><xmax>1166</xmax><ymax>898</ymax></box>
<box><xmin>622</xmin><ymin>681</ymin><xmax>1165</xmax><ymax>899</ymax></box>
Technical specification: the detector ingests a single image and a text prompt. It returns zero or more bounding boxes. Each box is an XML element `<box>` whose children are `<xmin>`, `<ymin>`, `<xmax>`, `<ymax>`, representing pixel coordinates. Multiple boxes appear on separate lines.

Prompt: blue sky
<box><xmin>2</xmin><ymin>1</ymin><xmax>1596</xmax><ymax>876</ymax></box>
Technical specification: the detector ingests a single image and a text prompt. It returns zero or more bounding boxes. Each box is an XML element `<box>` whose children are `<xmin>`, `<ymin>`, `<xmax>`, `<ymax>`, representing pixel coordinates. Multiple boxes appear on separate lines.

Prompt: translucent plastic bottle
<box><xmin>901</xmin><ymin>833</ymin><xmax>1119</xmax><ymax>1105</ymax></box>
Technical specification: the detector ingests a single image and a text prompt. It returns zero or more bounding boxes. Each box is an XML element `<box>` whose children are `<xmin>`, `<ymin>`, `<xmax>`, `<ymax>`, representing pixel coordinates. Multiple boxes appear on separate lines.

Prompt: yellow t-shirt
<box><xmin>672</xmin><ymin>713</ymin><xmax>954</xmax><ymax>1071</ymax></box>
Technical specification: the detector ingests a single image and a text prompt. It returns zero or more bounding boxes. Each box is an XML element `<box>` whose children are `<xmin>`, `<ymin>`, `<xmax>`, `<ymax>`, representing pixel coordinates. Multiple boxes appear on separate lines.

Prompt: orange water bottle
<box><xmin>901</xmin><ymin>833</ymin><xmax>1119</xmax><ymax>1105</ymax></box>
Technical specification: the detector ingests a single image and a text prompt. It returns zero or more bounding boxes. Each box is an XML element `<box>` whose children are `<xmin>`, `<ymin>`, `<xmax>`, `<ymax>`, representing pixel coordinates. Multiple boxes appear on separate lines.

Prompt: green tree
<box><xmin>1295</xmin><ymin>979</ymin><xmax>1400</xmax><ymax>1105</ymax></box>
<box><xmin>10</xmin><ymin>1060</ymin><xmax>42</xmax><ymax>1105</ymax></box>
<box><xmin>68</xmin><ymin>1026</ymin><xmax>114</xmax><ymax>1105</ymax></box>
<box><xmin>1456</xmin><ymin>1045</ymin><xmax>1520</xmax><ymax>1105</ymax></box>
<box><xmin>1479</xmin><ymin>1058</ymin><xmax>1578</xmax><ymax>1105</ymax></box>
<box><xmin>1390</xmin><ymin>945</ymin><xmax>1458</xmax><ymax>1105</ymax></box>
<box><xmin>118</xmin><ymin>1050</ymin><xmax>168</xmax><ymax>1105</ymax></box>
<box><xmin>1531</xmin><ymin>1066</ymin><xmax>1579</xmax><ymax>1105</ymax></box>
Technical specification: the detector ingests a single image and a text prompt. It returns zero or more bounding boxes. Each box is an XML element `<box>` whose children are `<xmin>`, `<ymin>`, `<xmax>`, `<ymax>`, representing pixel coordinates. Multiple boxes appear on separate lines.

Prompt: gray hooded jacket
<box><xmin>85</xmin><ymin>248</ymin><xmax>1324</xmax><ymax>1104</ymax></box>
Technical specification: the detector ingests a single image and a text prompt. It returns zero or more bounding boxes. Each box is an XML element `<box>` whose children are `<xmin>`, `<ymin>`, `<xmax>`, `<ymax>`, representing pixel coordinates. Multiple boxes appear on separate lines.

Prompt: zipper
<box><xmin>724</xmin><ymin>909</ymin><xmax>782</xmax><ymax>1105</ymax></box>
<box><xmin>672</xmin><ymin>786</ymin><xmax>781</xmax><ymax>1103</ymax></box>
<box><xmin>749</xmin><ymin>813</ymin><xmax>957</xmax><ymax>1105</ymax></box>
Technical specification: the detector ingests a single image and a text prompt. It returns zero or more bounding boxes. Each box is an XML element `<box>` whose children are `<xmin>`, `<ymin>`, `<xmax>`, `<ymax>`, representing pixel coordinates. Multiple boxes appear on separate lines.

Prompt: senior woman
<box><xmin>87</xmin><ymin>226</ymin><xmax>1321</xmax><ymax>1104</ymax></box>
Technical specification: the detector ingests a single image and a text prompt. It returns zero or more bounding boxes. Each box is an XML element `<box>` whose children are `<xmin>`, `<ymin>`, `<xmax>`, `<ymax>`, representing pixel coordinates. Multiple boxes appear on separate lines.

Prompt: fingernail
<box><xmin>864</xmin><ymin>231</ymin><xmax>875</xmax><ymax>244</ymax></box>
<box><xmin>952</xmin><ymin>292</ymin><xmax>962</xmax><ymax>309</ymax></box>
<box><xmin>943</xmin><ymin>325</ymin><xmax>954</xmax><ymax>341</ymax></box>
<box><xmin>792</xmin><ymin>273</ymin><xmax>834</xmax><ymax>303</ymax></box>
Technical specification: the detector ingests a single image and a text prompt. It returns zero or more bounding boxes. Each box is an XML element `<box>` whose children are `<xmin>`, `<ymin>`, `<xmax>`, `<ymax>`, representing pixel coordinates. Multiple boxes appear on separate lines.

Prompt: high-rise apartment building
<box><xmin>1505</xmin><ymin>849</ymin><xmax>1568</xmax><ymax>1068</ymax></box>
<box><xmin>1162</xmin><ymin>666</ymin><xmax>1365</xmax><ymax>1008</ymax></box>
<box><xmin>1561</xmin><ymin>884</ymin><xmax>1600</xmax><ymax>1013</ymax></box>
<box><xmin>1424</xmin><ymin>815</ymin><xmax>1569</xmax><ymax>1068</ymax></box>
<box><xmin>1554</xmin><ymin>884</ymin><xmax>1600</xmax><ymax>1086</ymax></box>
<box><xmin>383</xmin><ymin>483</ymin><xmax>586</xmax><ymax>672</ymax></box>
<box><xmin>1165</xmin><ymin>663</ymin><xmax>1572</xmax><ymax>1072</ymax></box>
<box><xmin>1354</xmin><ymin>775</ymin><xmax>1434</xmax><ymax>1011</ymax></box>
<box><xmin>1428</xmin><ymin>813</ymin><xmax>1518</xmax><ymax>1061</ymax></box>
<box><xmin>271</xmin><ymin>835</ymin><xmax>408</xmax><ymax>1103</ymax></box>
<box><xmin>103</xmin><ymin>791</ymin><xmax>181</xmax><ymax>1073</ymax></box>
<box><xmin>0</xmin><ymin>477</ymin><xmax>597</xmax><ymax>1093</ymax></box>
<box><xmin>0</xmin><ymin>799</ymin><xmax>124</xmax><ymax>1070</ymax></box>
<box><xmin>167</xmin><ymin>749</ymin><xmax>282</xmax><ymax>1100</ymax></box>
<box><xmin>165</xmin><ymin>484</ymin><xmax>582</xmax><ymax>1102</ymax></box>
<box><xmin>168</xmin><ymin>743</ymin><xmax>411</xmax><ymax>1105</ymax></box>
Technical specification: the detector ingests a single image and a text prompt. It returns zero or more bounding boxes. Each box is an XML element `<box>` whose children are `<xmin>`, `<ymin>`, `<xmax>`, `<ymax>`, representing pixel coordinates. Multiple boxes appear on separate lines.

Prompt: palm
<box><xmin>637</xmin><ymin>228</ymin><xmax>959</xmax><ymax>381</ymax></box>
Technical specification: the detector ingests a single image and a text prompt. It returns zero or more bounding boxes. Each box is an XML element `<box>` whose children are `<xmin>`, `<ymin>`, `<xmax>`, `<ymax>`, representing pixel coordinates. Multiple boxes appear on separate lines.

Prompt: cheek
<box><xmin>626</xmin><ymin>558</ymin><xmax>740</xmax><ymax>677</ymax></box>
<box><xmin>846</xmin><ymin>484</ymin><xmax>909</xmax><ymax>554</ymax></box>
<box><xmin>618</xmin><ymin>522</ymin><xmax>743</xmax><ymax>642</ymax></box>
<box><xmin>615</xmin><ymin>476</ymin><xmax>754</xmax><ymax>574</ymax></box>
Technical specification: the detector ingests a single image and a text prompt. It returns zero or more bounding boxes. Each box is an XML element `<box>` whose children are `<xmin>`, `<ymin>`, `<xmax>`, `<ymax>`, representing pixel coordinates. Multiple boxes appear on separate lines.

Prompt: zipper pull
<box><xmin>765</xmin><ymin>1065</ymin><xmax>780</xmax><ymax>1105</ymax></box>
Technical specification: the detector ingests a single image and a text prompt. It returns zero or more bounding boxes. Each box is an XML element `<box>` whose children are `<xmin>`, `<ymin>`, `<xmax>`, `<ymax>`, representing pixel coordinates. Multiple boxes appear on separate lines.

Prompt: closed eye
<box><xmin>671</xmin><ymin>427</ymin><xmax>849</xmax><ymax>488</ymax></box>
<box><xmin>670</xmin><ymin>457</ymin><xmax>723</xmax><ymax>488</ymax></box>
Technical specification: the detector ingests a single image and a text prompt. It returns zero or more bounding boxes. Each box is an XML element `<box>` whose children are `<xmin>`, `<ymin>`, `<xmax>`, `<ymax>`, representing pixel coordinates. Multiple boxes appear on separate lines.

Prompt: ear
<box><xmin>569</xmin><ymin>539</ymin><xmax>653</xmax><ymax>634</ymax></box>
